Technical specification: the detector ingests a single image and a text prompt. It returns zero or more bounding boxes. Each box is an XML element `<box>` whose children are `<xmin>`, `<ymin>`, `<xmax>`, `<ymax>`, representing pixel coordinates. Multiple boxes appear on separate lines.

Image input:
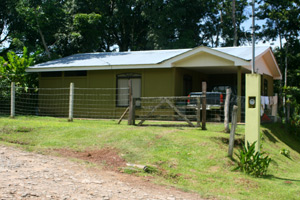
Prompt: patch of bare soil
<box><xmin>54</xmin><ymin>147</ymin><xmax>127</xmax><ymax>170</ymax></box>
<box><xmin>0</xmin><ymin>145</ymin><xmax>205</xmax><ymax>199</ymax></box>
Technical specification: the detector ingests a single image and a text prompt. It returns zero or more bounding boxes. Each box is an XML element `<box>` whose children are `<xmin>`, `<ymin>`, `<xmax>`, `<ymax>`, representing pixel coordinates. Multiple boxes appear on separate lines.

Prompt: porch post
<box><xmin>237</xmin><ymin>66</ymin><xmax>242</xmax><ymax>122</ymax></box>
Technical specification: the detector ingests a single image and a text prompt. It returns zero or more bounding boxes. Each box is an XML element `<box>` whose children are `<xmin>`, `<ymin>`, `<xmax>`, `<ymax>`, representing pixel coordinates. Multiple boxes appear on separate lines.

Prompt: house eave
<box><xmin>26</xmin><ymin>63</ymin><xmax>171</xmax><ymax>72</ymax></box>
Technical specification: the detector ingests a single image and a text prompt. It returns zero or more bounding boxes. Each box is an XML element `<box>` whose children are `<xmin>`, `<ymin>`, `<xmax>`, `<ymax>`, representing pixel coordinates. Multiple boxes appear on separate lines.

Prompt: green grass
<box><xmin>0</xmin><ymin>116</ymin><xmax>299</xmax><ymax>200</ymax></box>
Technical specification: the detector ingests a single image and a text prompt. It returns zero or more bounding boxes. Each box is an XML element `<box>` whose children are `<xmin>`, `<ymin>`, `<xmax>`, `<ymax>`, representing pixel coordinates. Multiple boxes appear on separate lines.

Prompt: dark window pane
<box><xmin>183</xmin><ymin>74</ymin><xmax>192</xmax><ymax>96</ymax></box>
<box><xmin>65</xmin><ymin>71</ymin><xmax>87</xmax><ymax>77</ymax></box>
<box><xmin>41</xmin><ymin>72</ymin><xmax>62</xmax><ymax>77</ymax></box>
<box><xmin>264</xmin><ymin>79</ymin><xmax>268</xmax><ymax>96</ymax></box>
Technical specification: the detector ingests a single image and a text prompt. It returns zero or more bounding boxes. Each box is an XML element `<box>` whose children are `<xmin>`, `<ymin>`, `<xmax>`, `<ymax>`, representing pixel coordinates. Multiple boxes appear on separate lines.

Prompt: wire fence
<box><xmin>0</xmin><ymin>86</ymin><xmax>10</xmax><ymax>116</ymax></box>
<box><xmin>0</xmin><ymin>85</ymin><xmax>130</xmax><ymax>119</ymax></box>
<box><xmin>0</xmin><ymin>84</ymin><xmax>251</xmax><ymax>124</ymax></box>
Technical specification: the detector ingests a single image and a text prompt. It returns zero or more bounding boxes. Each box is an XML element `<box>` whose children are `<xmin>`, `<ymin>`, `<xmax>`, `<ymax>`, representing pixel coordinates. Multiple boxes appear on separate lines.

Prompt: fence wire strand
<box><xmin>0</xmin><ymin>86</ymin><xmax>130</xmax><ymax>119</ymax></box>
<box><xmin>0</xmin><ymin>85</ymin><xmax>249</xmax><ymax>122</ymax></box>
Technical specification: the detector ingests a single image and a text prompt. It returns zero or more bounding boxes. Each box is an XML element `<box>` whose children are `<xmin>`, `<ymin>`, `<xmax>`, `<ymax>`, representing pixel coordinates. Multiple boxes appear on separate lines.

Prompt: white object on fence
<box><xmin>10</xmin><ymin>82</ymin><xmax>15</xmax><ymax>118</ymax></box>
<box><xmin>68</xmin><ymin>83</ymin><xmax>74</xmax><ymax>122</ymax></box>
<box><xmin>202</xmin><ymin>82</ymin><xmax>207</xmax><ymax>130</ymax></box>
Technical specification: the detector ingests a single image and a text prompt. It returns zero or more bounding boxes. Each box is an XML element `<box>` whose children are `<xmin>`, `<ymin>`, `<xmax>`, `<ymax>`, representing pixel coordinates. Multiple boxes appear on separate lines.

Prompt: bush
<box><xmin>280</xmin><ymin>148</ymin><xmax>291</xmax><ymax>158</ymax></box>
<box><xmin>284</xmin><ymin>86</ymin><xmax>300</xmax><ymax>137</ymax></box>
<box><xmin>234</xmin><ymin>142</ymin><xmax>271</xmax><ymax>177</ymax></box>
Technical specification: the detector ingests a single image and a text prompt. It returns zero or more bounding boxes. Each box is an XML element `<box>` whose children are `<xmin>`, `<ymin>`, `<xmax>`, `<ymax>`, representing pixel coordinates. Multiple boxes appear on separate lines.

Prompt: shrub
<box><xmin>234</xmin><ymin>142</ymin><xmax>271</xmax><ymax>177</ymax></box>
<box><xmin>280</xmin><ymin>148</ymin><xmax>291</xmax><ymax>158</ymax></box>
<box><xmin>284</xmin><ymin>86</ymin><xmax>300</xmax><ymax>137</ymax></box>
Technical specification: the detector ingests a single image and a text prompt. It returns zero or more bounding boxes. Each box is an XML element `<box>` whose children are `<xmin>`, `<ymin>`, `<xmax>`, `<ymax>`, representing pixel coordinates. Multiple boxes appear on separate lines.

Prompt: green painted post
<box><xmin>245</xmin><ymin>74</ymin><xmax>261</xmax><ymax>151</ymax></box>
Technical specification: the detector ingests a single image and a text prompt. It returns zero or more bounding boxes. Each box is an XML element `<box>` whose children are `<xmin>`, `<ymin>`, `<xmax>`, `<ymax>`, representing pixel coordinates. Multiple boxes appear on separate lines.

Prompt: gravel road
<box><xmin>0</xmin><ymin>145</ymin><xmax>204</xmax><ymax>200</ymax></box>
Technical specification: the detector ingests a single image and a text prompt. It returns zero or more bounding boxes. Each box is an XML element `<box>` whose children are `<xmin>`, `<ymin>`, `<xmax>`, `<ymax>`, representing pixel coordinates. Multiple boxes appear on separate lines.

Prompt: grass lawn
<box><xmin>0</xmin><ymin>116</ymin><xmax>299</xmax><ymax>200</ymax></box>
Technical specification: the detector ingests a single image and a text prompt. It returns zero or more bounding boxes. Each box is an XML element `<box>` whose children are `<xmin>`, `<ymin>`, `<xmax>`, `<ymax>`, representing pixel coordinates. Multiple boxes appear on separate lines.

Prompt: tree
<box><xmin>220</xmin><ymin>0</ymin><xmax>250</xmax><ymax>46</ymax></box>
<box><xmin>199</xmin><ymin>0</ymin><xmax>224</xmax><ymax>47</ymax></box>
<box><xmin>0</xmin><ymin>0</ymin><xmax>24</xmax><ymax>56</ymax></box>
<box><xmin>0</xmin><ymin>47</ymin><xmax>38</xmax><ymax>88</ymax></box>
<box><xmin>14</xmin><ymin>0</ymin><xmax>66</xmax><ymax>58</ymax></box>
<box><xmin>145</xmin><ymin>0</ymin><xmax>210</xmax><ymax>49</ymax></box>
<box><xmin>258</xmin><ymin>0</ymin><xmax>300</xmax><ymax>87</ymax></box>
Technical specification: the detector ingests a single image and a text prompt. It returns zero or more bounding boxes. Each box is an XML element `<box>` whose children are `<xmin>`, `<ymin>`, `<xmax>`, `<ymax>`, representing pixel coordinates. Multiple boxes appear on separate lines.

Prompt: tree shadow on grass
<box><xmin>263</xmin><ymin>175</ymin><xmax>300</xmax><ymax>182</ymax></box>
<box><xmin>138</xmin><ymin>124</ymin><xmax>191</xmax><ymax>128</ymax></box>
<box><xmin>262</xmin><ymin>130</ymin><xmax>278</xmax><ymax>143</ymax></box>
<box><xmin>262</xmin><ymin>123</ymin><xmax>300</xmax><ymax>154</ymax></box>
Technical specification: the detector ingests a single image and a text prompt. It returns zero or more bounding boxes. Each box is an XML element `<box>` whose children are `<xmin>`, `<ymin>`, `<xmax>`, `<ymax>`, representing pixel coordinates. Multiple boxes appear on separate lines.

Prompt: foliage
<box><xmin>283</xmin><ymin>86</ymin><xmax>300</xmax><ymax>136</ymax></box>
<box><xmin>1</xmin><ymin>0</ymin><xmax>255</xmax><ymax>55</ymax></box>
<box><xmin>0</xmin><ymin>0</ymin><xmax>299</xmax><ymax>94</ymax></box>
<box><xmin>234</xmin><ymin>142</ymin><xmax>271</xmax><ymax>177</ymax></box>
<box><xmin>258</xmin><ymin>0</ymin><xmax>300</xmax><ymax>90</ymax></box>
<box><xmin>219</xmin><ymin>0</ymin><xmax>250</xmax><ymax>46</ymax></box>
<box><xmin>0</xmin><ymin>47</ymin><xmax>38</xmax><ymax>88</ymax></box>
<box><xmin>279</xmin><ymin>148</ymin><xmax>290</xmax><ymax>158</ymax></box>
<box><xmin>14</xmin><ymin>0</ymin><xmax>66</xmax><ymax>58</ymax></box>
<box><xmin>0</xmin><ymin>0</ymin><xmax>20</xmax><ymax>53</ymax></box>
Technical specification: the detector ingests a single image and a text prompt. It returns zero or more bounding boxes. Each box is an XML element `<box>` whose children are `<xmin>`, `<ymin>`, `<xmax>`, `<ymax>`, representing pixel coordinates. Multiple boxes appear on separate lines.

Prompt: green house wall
<box><xmin>38</xmin><ymin>68</ymin><xmax>275</xmax><ymax>119</ymax></box>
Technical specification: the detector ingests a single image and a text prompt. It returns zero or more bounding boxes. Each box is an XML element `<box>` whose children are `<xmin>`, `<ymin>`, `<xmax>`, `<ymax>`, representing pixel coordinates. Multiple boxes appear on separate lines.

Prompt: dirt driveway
<box><xmin>0</xmin><ymin>145</ymin><xmax>204</xmax><ymax>200</ymax></box>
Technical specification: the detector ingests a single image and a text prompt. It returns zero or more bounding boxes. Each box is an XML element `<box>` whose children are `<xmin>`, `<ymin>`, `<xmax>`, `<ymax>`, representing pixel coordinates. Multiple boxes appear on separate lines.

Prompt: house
<box><xmin>26</xmin><ymin>46</ymin><xmax>282</xmax><ymax>120</ymax></box>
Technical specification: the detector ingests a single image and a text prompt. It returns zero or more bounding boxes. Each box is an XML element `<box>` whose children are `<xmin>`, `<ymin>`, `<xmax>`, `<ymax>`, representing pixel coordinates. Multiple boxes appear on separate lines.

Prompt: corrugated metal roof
<box><xmin>30</xmin><ymin>49</ymin><xmax>191</xmax><ymax>69</ymax></box>
<box><xmin>28</xmin><ymin>46</ymin><xmax>270</xmax><ymax>70</ymax></box>
<box><xmin>213</xmin><ymin>46</ymin><xmax>269</xmax><ymax>61</ymax></box>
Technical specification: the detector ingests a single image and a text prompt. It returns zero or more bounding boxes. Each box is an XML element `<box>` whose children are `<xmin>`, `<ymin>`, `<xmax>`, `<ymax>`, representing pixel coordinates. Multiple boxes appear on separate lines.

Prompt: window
<box><xmin>183</xmin><ymin>74</ymin><xmax>192</xmax><ymax>95</ymax></box>
<box><xmin>117</xmin><ymin>73</ymin><xmax>141</xmax><ymax>107</ymax></box>
<box><xmin>264</xmin><ymin>79</ymin><xmax>268</xmax><ymax>96</ymax></box>
<box><xmin>64</xmin><ymin>71</ymin><xmax>87</xmax><ymax>77</ymax></box>
<box><xmin>41</xmin><ymin>72</ymin><xmax>62</xmax><ymax>77</ymax></box>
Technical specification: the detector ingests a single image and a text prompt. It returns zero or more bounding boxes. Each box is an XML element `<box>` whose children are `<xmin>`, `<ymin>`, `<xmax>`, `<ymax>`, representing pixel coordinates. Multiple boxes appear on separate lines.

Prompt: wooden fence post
<box><xmin>202</xmin><ymin>82</ymin><xmax>207</xmax><ymax>130</ymax></box>
<box><xmin>128</xmin><ymin>80</ymin><xmax>133</xmax><ymax>125</ymax></box>
<box><xmin>224</xmin><ymin>88</ymin><xmax>231</xmax><ymax>133</ymax></box>
<box><xmin>10</xmin><ymin>82</ymin><xmax>15</xmax><ymax>118</ymax></box>
<box><xmin>132</xmin><ymin>98</ymin><xmax>136</xmax><ymax>125</ymax></box>
<box><xmin>228</xmin><ymin>105</ymin><xmax>238</xmax><ymax>158</ymax></box>
<box><xmin>68</xmin><ymin>82</ymin><xmax>74</xmax><ymax>122</ymax></box>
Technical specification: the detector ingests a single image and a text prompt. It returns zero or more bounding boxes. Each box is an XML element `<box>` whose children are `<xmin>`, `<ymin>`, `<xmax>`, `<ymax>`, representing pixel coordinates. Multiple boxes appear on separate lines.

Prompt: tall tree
<box><xmin>232</xmin><ymin>0</ymin><xmax>237</xmax><ymax>46</ymax></box>
<box><xmin>14</xmin><ymin>0</ymin><xmax>66</xmax><ymax>59</ymax></box>
<box><xmin>145</xmin><ymin>0</ymin><xmax>209</xmax><ymax>49</ymax></box>
<box><xmin>199</xmin><ymin>0</ymin><xmax>224</xmax><ymax>47</ymax></box>
<box><xmin>258</xmin><ymin>0</ymin><xmax>300</xmax><ymax>86</ymax></box>
<box><xmin>220</xmin><ymin>0</ymin><xmax>250</xmax><ymax>46</ymax></box>
<box><xmin>0</xmin><ymin>0</ymin><xmax>24</xmax><ymax>56</ymax></box>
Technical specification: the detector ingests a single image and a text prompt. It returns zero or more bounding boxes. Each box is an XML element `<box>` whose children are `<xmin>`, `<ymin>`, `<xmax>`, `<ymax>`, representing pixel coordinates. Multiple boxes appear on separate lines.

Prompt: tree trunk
<box><xmin>232</xmin><ymin>0</ymin><xmax>237</xmax><ymax>46</ymax></box>
<box><xmin>35</xmin><ymin>9</ymin><xmax>51</xmax><ymax>59</ymax></box>
<box><xmin>284</xmin><ymin>38</ymin><xmax>288</xmax><ymax>87</ymax></box>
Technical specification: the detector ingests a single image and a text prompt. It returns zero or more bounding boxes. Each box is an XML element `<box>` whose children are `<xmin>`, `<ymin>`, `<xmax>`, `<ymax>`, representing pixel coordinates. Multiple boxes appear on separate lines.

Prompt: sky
<box><xmin>241</xmin><ymin>1</ymin><xmax>282</xmax><ymax>48</ymax></box>
<box><xmin>241</xmin><ymin>0</ymin><xmax>285</xmax><ymax>48</ymax></box>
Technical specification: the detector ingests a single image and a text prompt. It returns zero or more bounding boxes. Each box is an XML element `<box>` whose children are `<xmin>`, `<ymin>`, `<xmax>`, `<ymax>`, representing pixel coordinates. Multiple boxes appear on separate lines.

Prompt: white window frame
<box><xmin>116</xmin><ymin>73</ymin><xmax>141</xmax><ymax>107</ymax></box>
